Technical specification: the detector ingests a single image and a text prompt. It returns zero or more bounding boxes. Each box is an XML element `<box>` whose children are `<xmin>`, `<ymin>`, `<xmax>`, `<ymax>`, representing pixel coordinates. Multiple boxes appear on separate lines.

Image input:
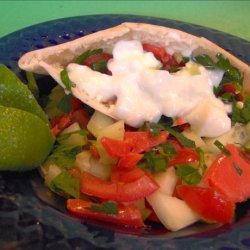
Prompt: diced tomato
<box><xmin>176</xmin><ymin>123</ymin><xmax>191</xmax><ymax>132</ymax></box>
<box><xmin>115</xmin><ymin>167</ymin><xmax>146</xmax><ymax>183</ymax></box>
<box><xmin>143</xmin><ymin>44</ymin><xmax>172</xmax><ymax>64</ymax></box>
<box><xmin>72</xmin><ymin>109</ymin><xmax>90</xmax><ymax>130</ymax></box>
<box><xmin>143</xmin><ymin>43</ymin><xmax>179</xmax><ymax>70</ymax></box>
<box><xmin>117</xmin><ymin>153</ymin><xmax>143</xmax><ymax>169</ymax></box>
<box><xmin>90</xmin><ymin>145</ymin><xmax>100</xmax><ymax>159</ymax></box>
<box><xmin>81</xmin><ymin>171</ymin><xmax>159</xmax><ymax>202</ymax></box>
<box><xmin>177</xmin><ymin>185</ymin><xmax>235</xmax><ymax>223</ymax></box>
<box><xmin>203</xmin><ymin>144</ymin><xmax>250</xmax><ymax>203</ymax></box>
<box><xmin>235</xmin><ymin>93</ymin><xmax>244</xmax><ymax>101</ymax></box>
<box><xmin>100</xmin><ymin>137</ymin><xmax>132</xmax><ymax>157</ymax></box>
<box><xmin>116</xmin><ymin>174</ymin><xmax>159</xmax><ymax>202</ymax></box>
<box><xmin>50</xmin><ymin>113</ymin><xmax>74</xmax><ymax>136</ymax></box>
<box><xmin>67</xmin><ymin>199</ymin><xmax>144</xmax><ymax>227</ymax></box>
<box><xmin>169</xmin><ymin>148</ymin><xmax>199</xmax><ymax>166</ymax></box>
<box><xmin>110</xmin><ymin>169</ymin><xmax>120</xmax><ymax>183</ymax></box>
<box><xmin>175</xmin><ymin>117</ymin><xmax>185</xmax><ymax>126</ymax></box>
<box><xmin>82</xmin><ymin>53</ymin><xmax>113</xmax><ymax>66</ymax></box>
<box><xmin>124</xmin><ymin>131</ymin><xmax>168</xmax><ymax>153</ymax></box>
<box><xmin>70</xmin><ymin>168</ymin><xmax>82</xmax><ymax>179</ymax></box>
<box><xmin>167</xmin><ymin>138</ymin><xmax>183</xmax><ymax>151</ymax></box>
<box><xmin>81</xmin><ymin>172</ymin><xmax>117</xmax><ymax>200</ymax></box>
<box><xmin>71</xmin><ymin>97</ymin><xmax>82</xmax><ymax>111</ymax></box>
<box><xmin>221</xmin><ymin>83</ymin><xmax>237</xmax><ymax>94</ymax></box>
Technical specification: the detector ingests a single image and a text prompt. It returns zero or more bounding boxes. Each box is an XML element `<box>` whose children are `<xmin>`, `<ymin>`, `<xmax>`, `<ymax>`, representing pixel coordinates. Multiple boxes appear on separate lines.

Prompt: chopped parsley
<box><xmin>193</xmin><ymin>53</ymin><xmax>243</xmax><ymax>85</ymax></box>
<box><xmin>233</xmin><ymin>162</ymin><xmax>243</xmax><ymax>176</ymax></box>
<box><xmin>88</xmin><ymin>201</ymin><xmax>118</xmax><ymax>214</ymax></box>
<box><xmin>176</xmin><ymin>164</ymin><xmax>202</xmax><ymax>185</ymax></box>
<box><xmin>60</xmin><ymin>69</ymin><xmax>76</xmax><ymax>91</ymax></box>
<box><xmin>57</xmin><ymin>129</ymin><xmax>88</xmax><ymax>144</ymax></box>
<box><xmin>57</xmin><ymin>94</ymin><xmax>73</xmax><ymax>114</ymax></box>
<box><xmin>193</xmin><ymin>53</ymin><xmax>243</xmax><ymax>102</ymax></box>
<box><xmin>50</xmin><ymin>171</ymin><xmax>80</xmax><ymax>198</ymax></box>
<box><xmin>140</xmin><ymin>120</ymin><xmax>173</xmax><ymax>137</ymax></box>
<box><xmin>75</xmin><ymin>49</ymin><xmax>103</xmax><ymax>64</ymax></box>
<box><xmin>165</xmin><ymin>127</ymin><xmax>196</xmax><ymax>148</ymax></box>
<box><xmin>196</xmin><ymin>147</ymin><xmax>207</xmax><ymax>175</ymax></box>
<box><xmin>140</xmin><ymin>121</ymin><xmax>195</xmax><ymax>148</ymax></box>
<box><xmin>92</xmin><ymin>59</ymin><xmax>109</xmax><ymax>73</ymax></box>
<box><xmin>47</xmin><ymin>144</ymin><xmax>82</xmax><ymax>169</ymax></box>
<box><xmin>138</xmin><ymin>150</ymin><xmax>168</xmax><ymax>173</ymax></box>
<box><xmin>232</xmin><ymin>99</ymin><xmax>250</xmax><ymax>124</ymax></box>
<box><xmin>138</xmin><ymin>142</ymin><xmax>176</xmax><ymax>173</ymax></box>
<box><xmin>214</xmin><ymin>140</ymin><xmax>231</xmax><ymax>156</ymax></box>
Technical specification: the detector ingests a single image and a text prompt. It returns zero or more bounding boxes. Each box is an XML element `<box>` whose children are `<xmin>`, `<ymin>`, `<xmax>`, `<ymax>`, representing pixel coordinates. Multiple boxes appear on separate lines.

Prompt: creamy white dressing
<box><xmin>67</xmin><ymin>40</ymin><xmax>231</xmax><ymax>137</ymax></box>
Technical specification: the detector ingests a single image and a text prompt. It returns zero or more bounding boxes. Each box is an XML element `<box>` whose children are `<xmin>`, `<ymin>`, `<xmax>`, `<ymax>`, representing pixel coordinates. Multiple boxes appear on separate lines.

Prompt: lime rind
<box><xmin>0</xmin><ymin>64</ymin><xmax>48</xmax><ymax>123</ymax></box>
<box><xmin>0</xmin><ymin>105</ymin><xmax>55</xmax><ymax>171</ymax></box>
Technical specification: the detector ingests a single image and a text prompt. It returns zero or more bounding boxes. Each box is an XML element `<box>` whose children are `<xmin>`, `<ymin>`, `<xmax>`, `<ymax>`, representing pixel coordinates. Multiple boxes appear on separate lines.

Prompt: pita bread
<box><xmin>18</xmin><ymin>22</ymin><xmax>250</xmax><ymax>119</ymax></box>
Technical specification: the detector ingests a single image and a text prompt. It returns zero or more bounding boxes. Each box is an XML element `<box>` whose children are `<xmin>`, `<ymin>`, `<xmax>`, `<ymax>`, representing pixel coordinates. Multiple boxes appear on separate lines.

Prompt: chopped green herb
<box><xmin>92</xmin><ymin>60</ymin><xmax>109</xmax><ymax>73</ymax></box>
<box><xmin>48</xmin><ymin>144</ymin><xmax>82</xmax><ymax>169</ymax></box>
<box><xmin>50</xmin><ymin>171</ymin><xmax>80</xmax><ymax>198</ymax></box>
<box><xmin>215</xmin><ymin>54</ymin><xmax>242</xmax><ymax>84</ymax></box>
<box><xmin>193</xmin><ymin>53</ymin><xmax>242</xmax><ymax>84</ymax></box>
<box><xmin>57</xmin><ymin>94</ymin><xmax>73</xmax><ymax>114</ymax></box>
<box><xmin>165</xmin><ymin>127</ymin><xmax>196</xmax><ymax>148</ymax></box>
<box><xmin>176</xmin><ymin>164</ymin><xmax>202</xmax><ymax>185</ymax></box>
<box><xmin>57</xmin><ymin>129</ymin><xmax>88</xmax><ymax>143</ymax></box>
<box><xmin>158</xmin><ymin>142</ymin><xmax>177</xmax><ymax>158</ymax></box>
<box><xmin>183</xmin><ymin>57</ymin><xmax>190</xmax><ymax>63</ymax></box>
<box><xmin>25</xmin><ymin>71</ymin><xmax>39</xmax><ymax>99</ymax></box>
<box><xmin>196</xmin><ymin>147</ymin><xmax>207</xmax><ymax>175</ymax></box>
<box><xmin>233</xmin><ymin>162</ymin><xmax>243</xmax><ymax>176</ymax></box>
<box><xmin>140</xmin><ymin>121</ymin><xmax>165</xmax><ymax>137</ymax></box>
<box><xmin>140</xmin><ymin>119</ymin><xmax>174</xmax><ymax>137</ymax></box>
<box><xmin>158</xmin><ymin>116</ymin><xmax>174</xmax><ymax>127</ymax></box>
<box><xmin>75</xmin><ymin>49</ymin><xmax>103</xmax><ymax>64</ymax></box>
<box><xmin>139</xmin><ymin>121</ymin><xmax>195</xmax><ymax>148</ymax></box>
<box><xmin>88</xmin><ymin>201</ymin><xmax>118</xmax><ymax>214</ymax></box>
<box><xmin>232</xmin><ymin>99</ymin><xmax>250</xmax><ymax>124</ymax></box>
<box><xmin>138</xmin><ymin>151</ymin><xmax>168</xmax><ymax>173</ymax></box>
<box><xmin>214</xmin><ymin>140</ymin><xmax>231</xmax><ymax>156</ymax></box>
<box><xmin>60</xmin><ymin>69</ymin><xmax>76</xmax><ymax>91</ymax></box>
<box><xmin>193</xmin><ymin>53</ymin><xmax>243</xmax><ymax>100</ymax></box>
<box><xmin>169</xmin><ymin>67</ymin><xmax>182</xmax><ymax>73</ymax></box>
<box><xmin>193</xmin><ymin>54</ymin><xmax>215</xmax><ymax>68</ymax></box>
<box><xmin>220</xmin><ymin>92</ymin><xmax>234</xmax><ymax>102</ymax></box>
<box><xmin>138</xmin><ymin>142</ymin><xmax>176</xmax><ymax>173</ymax></box>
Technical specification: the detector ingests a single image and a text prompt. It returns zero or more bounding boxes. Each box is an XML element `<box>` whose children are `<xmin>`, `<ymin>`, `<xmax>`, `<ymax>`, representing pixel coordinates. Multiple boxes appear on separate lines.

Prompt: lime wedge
<box><xmin>0</xmin><ymin>64</ymin><xmax>48</xmax><ymax>123</ymax></box>
<box><xmin>0</xmin><ymin>106</ymin><xmax>55</xmax><ymax>171</ymax></box>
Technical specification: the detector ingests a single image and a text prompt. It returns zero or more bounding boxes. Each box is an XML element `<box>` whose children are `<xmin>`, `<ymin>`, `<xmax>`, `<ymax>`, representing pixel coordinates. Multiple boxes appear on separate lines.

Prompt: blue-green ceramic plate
<box><xmin>0</xmin><ymin>15</ymin><xmax>250</xmax><ymax>250</ymax></box>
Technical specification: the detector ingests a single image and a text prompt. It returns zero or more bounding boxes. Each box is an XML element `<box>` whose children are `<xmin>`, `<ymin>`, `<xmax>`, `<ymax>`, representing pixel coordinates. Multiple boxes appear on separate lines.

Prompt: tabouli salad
<box><xmin>17</xmin><ymin>23</ymin><xmax>250</xmax><ymax>231</ymax></box>
<box><xmin>36</xmin><ymin>40</ymin><xmax>250</xmax><ymax>232</ymax></box>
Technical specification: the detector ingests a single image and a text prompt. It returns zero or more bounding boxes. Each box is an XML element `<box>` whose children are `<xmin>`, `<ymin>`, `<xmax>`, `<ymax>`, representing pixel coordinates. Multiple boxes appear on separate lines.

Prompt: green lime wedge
<box><xmin>0</xmin><ymin>106</ymin><xmax>55</xmax><ymax>171</ymax></box>
<box><xmin>0</xmin><ymin>64</ymin><xmax>48</xmax><ymax>123</ymax></box>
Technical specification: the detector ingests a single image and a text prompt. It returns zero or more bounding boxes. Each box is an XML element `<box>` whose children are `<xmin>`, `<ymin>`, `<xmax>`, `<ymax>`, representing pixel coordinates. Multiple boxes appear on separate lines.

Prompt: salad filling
<box><xmin>17</xmin><ymin>23</ymin><xmax>250</xmax><ymax>232</ymax></box>
<box><xmin>67</xmin><ymin>40</ymin><xmax>229</xmax><ymax>137</ymax></box>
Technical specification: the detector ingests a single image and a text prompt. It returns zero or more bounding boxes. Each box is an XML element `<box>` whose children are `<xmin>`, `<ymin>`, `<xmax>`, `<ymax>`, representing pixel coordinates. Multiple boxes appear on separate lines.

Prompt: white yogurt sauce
<box><xmin>67</xmin><ymin>40</ymin><xmax>231</xmax><ymax>137</ymax></box>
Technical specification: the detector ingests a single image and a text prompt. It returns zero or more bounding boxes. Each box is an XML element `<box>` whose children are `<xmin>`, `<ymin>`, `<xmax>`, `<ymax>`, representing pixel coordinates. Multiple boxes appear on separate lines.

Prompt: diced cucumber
<box><xmin>60</xmin><ymin>122</ymin><xmax>88</xmax><ymax>146</ymax></box>
<box><xmin>203</xmin><ymin>123</ymin><xmax>250</xmax><ymax>154</ymax></box>
<box><xmin>96</xmin><ymin>120</ymin><xmax>125</xmax><ymax>164</ymax></box>
<box><xmin>182</xmin><ymin>129</ymin><xmax>205</xmax><ymax>148</ymax></box>
<box><xmin>74</xmin><ymin>151</ymin><xmax>92</xmax><ymax>172</ymax></box>
<box><xmin>87</xmin><ymin>111</ymin><xmax>115</xmax><ymax>138</ymax></box>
